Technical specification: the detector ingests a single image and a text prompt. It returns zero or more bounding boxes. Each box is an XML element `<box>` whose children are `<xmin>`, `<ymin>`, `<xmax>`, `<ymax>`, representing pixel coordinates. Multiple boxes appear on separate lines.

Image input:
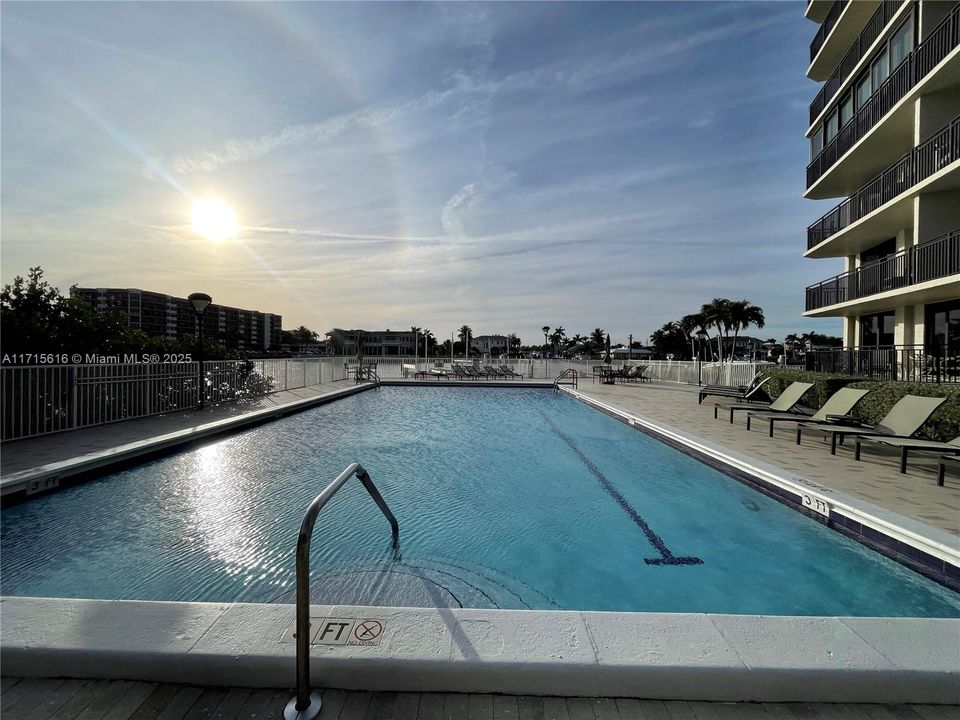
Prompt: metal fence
<box><xmin>1</xmin><ymin>355</ymin><xmax>796</xmax><ymax>442</ymax></box>
<box><xmin>1</xmin><ymin>358</ymin><xmax>350</xmax><ymax>442</ymax></box>
<box><xmin>805</xmin><ymin>344</ymin><xmax>959</xmax><ymax>383</ymax></box>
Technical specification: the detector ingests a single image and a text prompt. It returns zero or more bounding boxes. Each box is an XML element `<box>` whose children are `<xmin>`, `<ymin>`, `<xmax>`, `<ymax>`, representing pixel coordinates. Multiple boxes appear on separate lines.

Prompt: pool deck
<box><xmin>571</xmin><ymin>381</ymin><xmax>960</xmax><ymax>537</ymax></box>
<box><xmin>2</xmin><ymin>676</ymin><xmax>955</xmax><ymax>720</ymax></box>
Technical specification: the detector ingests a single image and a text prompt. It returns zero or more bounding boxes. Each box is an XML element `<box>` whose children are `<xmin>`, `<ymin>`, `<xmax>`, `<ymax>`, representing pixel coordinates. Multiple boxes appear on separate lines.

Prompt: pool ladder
<box><xmin>285</xmin><ymin>463</ymin><xmax>399</xmax><ymax>720</ymax></box>
<box><xmin>553</xmin><ymin>368</ymin><xmax>578</xmax><ymax>391</ymax></box>
<box><xmin>355</xmin><ymin>365</ymin><xmax>381</xmax><ymax>388</ymax></box>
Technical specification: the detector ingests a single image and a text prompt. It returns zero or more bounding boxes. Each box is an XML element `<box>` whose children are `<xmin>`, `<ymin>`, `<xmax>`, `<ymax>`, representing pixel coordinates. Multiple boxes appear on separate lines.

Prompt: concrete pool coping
<box><xmin>2</xmin><ymin>597</ymin><xmax>959</xmax><ymax>703</ymax></box>
<box><xmin>559</xmin><ymin>387</ymin><xmax>960</xmax><ymax>585</ymax></box>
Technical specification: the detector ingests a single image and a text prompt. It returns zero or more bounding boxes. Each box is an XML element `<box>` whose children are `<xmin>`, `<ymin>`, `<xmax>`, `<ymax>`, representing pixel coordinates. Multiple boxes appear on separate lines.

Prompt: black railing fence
<box><xmin>811</xmin><ymin>0</ymin><xmax>850</xmax><ymax>63</ymax></box>
<box><xmin>810</xmin><ymin>0</ymin><xmax>904</xmax><ymax>126</ymax></box>
<box><xmin>808</xmin><ymin>116</ymin><xmax>960</xmax><ymax>249</ymax></box>
<box><xmin>806</xmin><ymin>229</ymin><xmax>960</xmax><ymax>311</ymax></box>
<box><xmin>807</xmin><ymin>3</ymin><xmax>960</xmax><ymax>189</ymax></box>
<box><xmin>805</xmin><ymin>343</ymin><xmax>959</xmax><ymax>382</ymax></box>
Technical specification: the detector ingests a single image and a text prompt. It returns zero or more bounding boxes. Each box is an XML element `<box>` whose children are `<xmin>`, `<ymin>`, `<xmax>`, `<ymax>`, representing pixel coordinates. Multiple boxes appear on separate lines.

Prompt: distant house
<box><xmin>612</xmin><ymin>347</ymin><xmax>653</xmax><ymax>360</ymax></box>
<box><xmin>471</xmin><ymin>334</ymin><xmax>509</xmax><ymax>356</ymax></box>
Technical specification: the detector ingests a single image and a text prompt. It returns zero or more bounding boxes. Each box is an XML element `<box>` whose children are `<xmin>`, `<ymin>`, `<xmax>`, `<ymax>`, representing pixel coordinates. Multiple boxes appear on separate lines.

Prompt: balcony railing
<box><xmin>805</xmin><ymin>228</ymin><xmax>960</xmax><ymax>312</ymax></box>
<box><xmin>805</xmin><ymin>343</ymin><xmax>958</xmax><ymax>382</ymax></box>
<box><xmin>810</xmin><ymin>1</ymin><xmax>904</xmax><ymax>126</ymax></box>
<box><xmin>806</xmin><ymin>3</ymin><xmax>960</xmax><ymax>188</ymax></box>
<box><xmin>811</xmin><ymin>0</ymin><xmax>850</xmax><ymax>63</ymax></box>
<box><xmin>808</xmin><ymin>115</ymin><xmax>960</xmax><ymax>249</ymax></box>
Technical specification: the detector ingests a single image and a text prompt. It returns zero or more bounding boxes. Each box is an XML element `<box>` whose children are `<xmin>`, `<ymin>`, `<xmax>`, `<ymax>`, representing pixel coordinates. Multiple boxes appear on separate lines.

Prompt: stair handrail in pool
<box><xmin>285</xmin><ymin>462</ymin><xmax>399</xmax><ymax>720</ymax></box>
<box><xmin>553</xmin><ymin>368</ymin><xmax>578</xmax><ymax>391</ymax></box>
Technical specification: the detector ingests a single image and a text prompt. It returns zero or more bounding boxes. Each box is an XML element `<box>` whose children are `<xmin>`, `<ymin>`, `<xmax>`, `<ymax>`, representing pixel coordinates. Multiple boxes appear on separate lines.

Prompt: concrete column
<box><xmin>843</xmin><ymin>316</ymin><xmax>858</xmax><ymax>347</ymax></box>
<box><xmin>895</xmin><ymin>305</ymin><xmax>914</xmax><ymax>346</ymax></box>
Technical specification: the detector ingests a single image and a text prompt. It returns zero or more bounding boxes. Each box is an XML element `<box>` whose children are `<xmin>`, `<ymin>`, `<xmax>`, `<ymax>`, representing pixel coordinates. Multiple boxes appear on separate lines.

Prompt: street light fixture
<box><xmin>541</xmin><ymin>325</ymin><xmax>550</xmax><ymax>358</ymax></box>
<box><xmin>188</xmin><ymin>292</ymin><xmax>212</xmax><ymax>409</ymax></box>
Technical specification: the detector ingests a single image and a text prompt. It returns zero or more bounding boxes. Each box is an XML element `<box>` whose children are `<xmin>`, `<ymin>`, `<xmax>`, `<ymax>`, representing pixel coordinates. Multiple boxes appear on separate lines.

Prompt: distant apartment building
<box><xmin>802</xmin><ymin>0</ymin><xmax>959</xmax><ymax>379</ymax></box>
<box><xmin>330</xmin><ymin>330</ymin><xmax>418</xmax><ymax>356</ymax></box>
<box><xmin>71</xmin><ymin>287</ymin><xmax>282</xmax><ymax>352</ymax></box>
<box><xmin>470</xmin><ymin>334</ymin><xmax>509</xmax><ymax>355</ymax></box>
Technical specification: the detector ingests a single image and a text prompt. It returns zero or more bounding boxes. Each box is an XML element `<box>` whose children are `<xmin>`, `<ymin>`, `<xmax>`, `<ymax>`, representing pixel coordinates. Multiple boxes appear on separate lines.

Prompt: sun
<box><xmin>191</xmin><ymin>199</ymin><xmax>238</xmax><ymax>242</ymax></box>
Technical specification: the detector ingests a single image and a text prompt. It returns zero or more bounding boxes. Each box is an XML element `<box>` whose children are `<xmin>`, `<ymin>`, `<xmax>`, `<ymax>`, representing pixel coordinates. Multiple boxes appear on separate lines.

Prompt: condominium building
<box><xmin>71</xmin><ymin>287</ymin><xmax>282</xmax><ymax>352</ymax></box>
<box><xmin>471</xmin><ymin>334</ymin><xmax>509</xmax><ymax>355</ymax></box>
<box><xmin>802</xmin><ymin>0</ymin><xmax>959</xmax><ymax>380</ymax></box>
<box><xmin>326</xmin><ymin>330</ymin><xmax>418</xmax><ymax>356</ymax></box>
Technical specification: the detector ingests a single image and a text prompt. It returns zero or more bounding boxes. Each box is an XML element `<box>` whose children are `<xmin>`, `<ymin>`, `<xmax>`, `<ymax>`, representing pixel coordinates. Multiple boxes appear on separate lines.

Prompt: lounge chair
<box><xmin>452</xmin><ymin>363</ymin><xmax>480</xmax><ymax>380</ymax></box>
<box><xmin>428</xmin><ymin>368</ymin><xmax>450</xmax><ymax>380</ymax></box>
<box><xmin>939</xmin><ymin>455</ymin><xmax>959</xmax><ymax>486</ymax></box>
<box><xmin>698</xmin><ymin>373</ymin><xmax>769</xmax><ymax>404</ymax></box>
<box><xmin>715</xmin><ymin>381</ymin><xmax>814</xmax><ymax>423</ymax></box>
<box><xmin>499</xmin><ymin>365</ymin><xmax>523</xmax><ymax>378</ymax></box>
<box><xmin>797</xmin><ymin>395</ymin><xmax>947</xmax><ymax>455</ymax></box>
<box><xmin>854</xmin><ymin>434</ymin><xmax>960</xmax><ymax>474</ymax></box>
<box><xmin>635</xmin><ymin>365</ymin><xmax>650</xmax><ymax>383</ymax></box>
<box><xmin>746</xmin><ymin>387</ymin><xmax>871</xmax><ymax>437</ymax></box>
<box><xmin>484</xmin><ymin>365</ymin><xmax>507</xmax><ymax>378</ymax></box>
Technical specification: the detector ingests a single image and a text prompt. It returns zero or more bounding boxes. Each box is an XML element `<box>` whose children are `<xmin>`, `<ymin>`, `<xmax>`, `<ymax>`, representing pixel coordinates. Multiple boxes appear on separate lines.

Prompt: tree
<box><xmin>507</xmin><ymin>333</ymin><xmax>521</xmax><ymax>355</ymax></box>
<box><xmin>457</xmin><ymin>325</ymin><xmax>472</xmax><ymax>358</ymax></box>
<box><xmin>291</xmin><ymin>326</ymin><xmax>318</xmax><ymax>353</ymax></box>
<box><xmin>728</xmin><ymin>300</ymin><xmax>765</xmax><ymax>361</ymax></box>
<box><xmin>589</xmin><ymin>328</ymin><xmax>606</xmax><ymax>356</ymax></box>
<box><xmin>649</xmin><ymin>321</ymin><xmax>690</xmax><ymax>360</ymax></box>
<box><xmin>325</xmin><ymin>328</ymin><xmax>347</xmax><ymax>355</ymax></box>
<box><xmin>700</xmin><ymin>298</ymin><xmax>732</xmax><ymax>362</ymax></box>
<box><xmin>550</xmin><ymin>326</ymin><xmax>566</xmax><ymax>356</ymax></box>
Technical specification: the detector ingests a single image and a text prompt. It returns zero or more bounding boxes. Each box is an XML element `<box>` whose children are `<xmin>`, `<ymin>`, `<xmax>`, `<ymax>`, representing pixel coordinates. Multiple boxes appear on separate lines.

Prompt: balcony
<box><xmin>805</xmin><ymin>343</ymin><xmax>958</xmax><ymax>383</ymax></box>
<box><xmin>804</xmin><ymin>228</ymin><xmax>960</xmax><ymax>313</ymax></box>
<box><xmin>806</xmin><ymin>4</ymin><xmax>960</xmax><ymax>191</ymax></box>
<box><xmin>809</xmin><ymin>1</ymin><xmax>904</xmax><ymax>127</ymax></box>
<box><xmin>810</xmin><ymin>0</ymin><xmax>850</xmax><ymax>64</ymax></box>
<box><xmin>807</xmin><ymin>115</ymin><xmax>960</xmax><ymax>253</ymax></box>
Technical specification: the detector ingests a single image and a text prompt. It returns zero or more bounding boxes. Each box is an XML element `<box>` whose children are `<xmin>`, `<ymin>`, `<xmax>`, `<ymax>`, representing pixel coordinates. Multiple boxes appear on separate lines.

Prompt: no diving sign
<box><xmin>288</xmin><ymin>617</ymin><xmax>386</xmax><ymax>646</ymax></box>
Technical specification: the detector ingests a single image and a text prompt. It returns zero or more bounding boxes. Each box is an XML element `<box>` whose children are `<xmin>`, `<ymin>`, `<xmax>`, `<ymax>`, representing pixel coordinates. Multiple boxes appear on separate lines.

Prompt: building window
<box><xmin>825</xmin><ymin>108</ymin><xmax>839</xmax><ymax>142</ymax></box>
<box><xmin>924</xmin><ymin>300</ymin><xmax>960</xmax><ymax>353</ymax></box>
<box><xmin>811</xmin><ymin>125</ymin><xmax>823</xmax><ymax>158</ymax></box>
<box><xmin>839</xmin><ymin>91</ymin><xmax>853</xmax><ymax>127</ymax></box>
<box><xmin>871</xmin><ymin>48</ymin><xmax>889</xmax><ymax>91</ymax></box>
<box><xmin>889</xmin><ymin>17</ymin><xmax>912</xmax><ymax>71</ymax></box>
<box><xmin>860</xmin><ymin>312</ymin><xmax>896</xmax><ymax>348</ymax></box>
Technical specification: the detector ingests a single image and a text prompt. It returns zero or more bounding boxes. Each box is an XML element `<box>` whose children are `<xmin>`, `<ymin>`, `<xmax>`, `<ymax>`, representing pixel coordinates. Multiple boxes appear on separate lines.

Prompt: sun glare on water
<box><xmin>191</xmin><ymin>199</ymin><xmax>238</xmax><ymax>242</ymax></box>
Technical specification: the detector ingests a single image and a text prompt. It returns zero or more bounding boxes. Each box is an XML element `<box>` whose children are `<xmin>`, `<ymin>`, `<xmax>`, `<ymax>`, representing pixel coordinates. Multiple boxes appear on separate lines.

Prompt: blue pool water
<box><xmin>2</xmin><ymin>387</ymin><xmax>958</xmax><ymax>617</ymax></box>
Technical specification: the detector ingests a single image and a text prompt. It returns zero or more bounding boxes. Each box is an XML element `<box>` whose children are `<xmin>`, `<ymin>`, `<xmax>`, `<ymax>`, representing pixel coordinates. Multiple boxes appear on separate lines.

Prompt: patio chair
<box><xmin>854</xmin><ymin>434</ymin><xmax>960</xmax><ymax>474</ymax></box>
<box><xmin>746</xmin><ymin>387</ymin><xmax>870</xmax><ymax>437</ymax></box>
<box><xmin>715</xmin><ymin>381</ymin><xmax>814</xmax><ymax>423</ymax></box>
<box><xmin>698</xmin><ymin>372</ymin><xmax>768</xmax><ymax>404</ymax></box>
<box><xmin>484</xmin><ymin>365</ymin><xmax>507</xmax><ymax>378</ymax></box>
<box><xmin>452</xmin><ymin>363</ymin><xmax>480</xmax><ymax>380</ymax></box>
<box><xmin>635</xmin><ymin>364</ymin><xmax>651</xmax><ymax>383</ymax></box>
<box><xmin>939</xmin><ymin>455</ymin><xmax>959</xmax><ymax>487</ymax></box>
<box><xmin>499</xmin><ymin>365</ymin><xmax>523</xmax><ymax>378</ymax></box>
<box><xmin>427</xmin><ymin>368</ymin><xmax>450</xmax><ymax>380</ymax></box>
<box><xmin>796</xmin><ymin>395</ymin><xmax>947</xmax><ymax>455</ymax></box>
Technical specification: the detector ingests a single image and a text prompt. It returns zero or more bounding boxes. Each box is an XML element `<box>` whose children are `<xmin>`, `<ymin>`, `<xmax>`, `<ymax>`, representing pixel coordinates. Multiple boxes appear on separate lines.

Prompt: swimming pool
<box><xmin>2</xmin><ymin>387</ymin><xmax>958</xmax><ymax>617</ymax></box>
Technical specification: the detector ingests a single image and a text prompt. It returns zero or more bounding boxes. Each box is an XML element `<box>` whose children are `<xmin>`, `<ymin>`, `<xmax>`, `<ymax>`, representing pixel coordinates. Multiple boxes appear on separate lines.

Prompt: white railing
<box><xmin>1</xmin><ymin>355</ymin><xmax>782</xmax><ymax>442</ymax></box>
<box><xmin>1</xmin><ymin>358</ymin><xmax>351</xmax><ymax>442</ymax></box>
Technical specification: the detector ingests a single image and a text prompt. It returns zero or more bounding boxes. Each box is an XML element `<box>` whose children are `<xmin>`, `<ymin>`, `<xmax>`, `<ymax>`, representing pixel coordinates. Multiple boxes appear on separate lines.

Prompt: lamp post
<box><xmin>541</xmin><ymin>325</ymin><xmax>550</xmax><ymax>357</ymax></box>
<box><xmin>188</xmin><ymin>292</ymin><xmax>212</xmax><ymax>409</ymax></box>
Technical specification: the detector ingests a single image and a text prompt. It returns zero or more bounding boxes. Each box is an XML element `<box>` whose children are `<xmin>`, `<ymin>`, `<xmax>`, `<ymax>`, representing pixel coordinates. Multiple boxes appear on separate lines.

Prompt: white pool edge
<box><xmin>2</xmin><ymin>597</ymin><xmax>958</xmax><ymax>703</ymax></box>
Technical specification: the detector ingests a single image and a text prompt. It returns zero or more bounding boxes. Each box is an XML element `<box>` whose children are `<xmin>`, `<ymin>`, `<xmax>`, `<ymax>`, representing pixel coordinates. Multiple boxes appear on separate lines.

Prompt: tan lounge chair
<box><xmin>797</xmin><ymin>395</ymin><xmax>947</xmax><ymax>455</ymax></box>
<box><xmin>715</xmin><ymin>381</ymin><xmax>814</xmax><ymax>423</ymax></box>
<box><xmin>854</xmin><ymin>434</ymin><xmax>960</xmax><ymax>474</ymax></box>
<box><xmin>746</xmin><ymin>387</ymin><xmax>870</xmax><ymax>437</ymax></box>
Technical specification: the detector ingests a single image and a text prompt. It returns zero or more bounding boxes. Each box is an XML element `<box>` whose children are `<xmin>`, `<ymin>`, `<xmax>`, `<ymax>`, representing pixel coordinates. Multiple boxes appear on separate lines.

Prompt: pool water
<box><xmin>2</xmin><ymin>387</ymin><xmax>958</xmax><ymax>617</ymax></box>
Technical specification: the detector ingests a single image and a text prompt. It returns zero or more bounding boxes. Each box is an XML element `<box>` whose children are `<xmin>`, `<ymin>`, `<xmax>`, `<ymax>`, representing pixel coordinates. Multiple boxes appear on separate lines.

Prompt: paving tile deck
<box><xmin>574</xmin><ymin>381</ymin><xmax>960</xmax><ymax>535</ymax></box>
<box><xmin>2</xmin><ymin>678</ymin><xmax>956</xmax><ymax>720</ymax></box>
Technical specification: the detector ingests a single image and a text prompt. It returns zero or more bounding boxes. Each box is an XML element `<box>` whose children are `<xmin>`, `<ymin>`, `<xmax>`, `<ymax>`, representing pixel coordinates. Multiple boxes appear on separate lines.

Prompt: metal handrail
<box><xmin>284</xmin><ymin>463</ymin><xmax>399</xmax><ymax>720</ymax></box>
<box><xmin>553</xmin><ymin>368</ymin><xmax>578</xmax><ymax>391</ymax></box>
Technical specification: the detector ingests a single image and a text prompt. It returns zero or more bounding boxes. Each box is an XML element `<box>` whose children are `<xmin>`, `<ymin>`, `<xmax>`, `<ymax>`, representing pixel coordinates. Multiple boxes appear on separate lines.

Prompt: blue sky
<box><xmin>1</xmin><ymin>1</ymin><xmax>842</xmax><ymax>345</ymax></box>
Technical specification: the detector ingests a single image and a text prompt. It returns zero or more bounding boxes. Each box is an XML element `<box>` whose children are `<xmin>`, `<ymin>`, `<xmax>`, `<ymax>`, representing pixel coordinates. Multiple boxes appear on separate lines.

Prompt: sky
<box><xmin>1</xmin><ymin>1</ymin><xmax>844</xmax><ymax>346</ymax></box>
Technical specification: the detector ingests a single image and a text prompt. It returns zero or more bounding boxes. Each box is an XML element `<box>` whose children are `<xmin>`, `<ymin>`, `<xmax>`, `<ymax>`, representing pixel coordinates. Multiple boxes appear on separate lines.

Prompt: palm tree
<box><xmin>589</xmin><ymin>328</ymin><xmax>606</xmax><ymax>357</ymax></box>
<box><xmin>700</xmin><ymin>298</ymin><xmax>732</xmax><ymax>362</ymax></box>
<box><xmin>422</xmin><ymin>328</ymin><xmax>436</xmax><ymax>357</ymax></box>
<box><xmin>458</xmin><ymin>325</ymin><xmax>472</xmax><ymax>357</ymax></box>
<box><xmin>550</xmin><ymin>326</ymin><xmax>566</xmax><ymax>356</ymax></box>
<box><xmin>680</xmin><ymin>313</ymin><xmax>707</xmax><ymax>360</ymax></box>
<box><xmin>728</xmin><ymin>300</ymin><xmax>765</xmax><ymax>361</ymax></box>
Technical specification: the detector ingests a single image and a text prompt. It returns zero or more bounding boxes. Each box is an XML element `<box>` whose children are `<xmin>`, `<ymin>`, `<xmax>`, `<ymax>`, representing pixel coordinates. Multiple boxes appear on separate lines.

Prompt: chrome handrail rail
<box><xmin>553</xmin><ymin>368</ymin><xmax>578</xmax><ymax>391</ymax></box>
<box><xmin>284</xmin><ymin>463</ymin><xmax>399</xmax><ymax>720</ymax></box>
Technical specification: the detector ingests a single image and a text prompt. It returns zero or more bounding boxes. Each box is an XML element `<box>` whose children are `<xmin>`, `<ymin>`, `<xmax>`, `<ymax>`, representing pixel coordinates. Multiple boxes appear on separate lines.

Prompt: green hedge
<box><xmin>760</xmin><ymin>369</ymin><xmax>960</xmax><ymax>442</ymax></box>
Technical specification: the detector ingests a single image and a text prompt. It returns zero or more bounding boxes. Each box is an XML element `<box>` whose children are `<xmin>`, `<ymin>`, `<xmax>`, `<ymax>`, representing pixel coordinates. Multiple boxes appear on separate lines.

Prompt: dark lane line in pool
<box><xmin>539</xmin><ymin>411</ymin><xmax>703</xmax><ymax>567</ymax></box>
